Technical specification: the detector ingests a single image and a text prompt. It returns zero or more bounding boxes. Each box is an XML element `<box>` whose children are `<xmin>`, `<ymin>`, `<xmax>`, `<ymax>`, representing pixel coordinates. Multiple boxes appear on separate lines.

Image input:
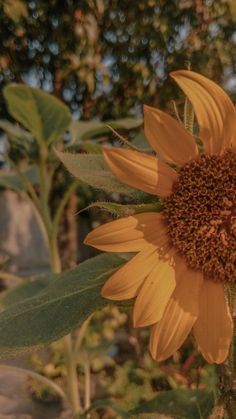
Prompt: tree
<box><xmin>0</xmin><ymin>0</ymin><xmax>235</xmax><ymax>119</ymax></box>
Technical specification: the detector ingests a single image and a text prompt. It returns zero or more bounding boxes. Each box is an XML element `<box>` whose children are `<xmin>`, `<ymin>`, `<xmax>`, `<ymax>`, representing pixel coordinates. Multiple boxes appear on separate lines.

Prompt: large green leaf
<box><xmin>128</xmin><ymin>389</ymin><xmax>215</xmax><ymax>419</ymax></box>
<box><xmin>0</xmin><ymin>276</ymin><xmax>50</xmax><ymax>310</ymax></box>
<box><xmin>56</xmin><ymin>150</ymin><xmax>138</xmax><ymax>196</ymax></box>
<box><xmin>70</xmin><ymin>117</ymin><xmax>143</xmax><ymax>143</ymax></box>
<box><xmin>0</xmin><ymin>166</ymin><xmax>39</xmax><ymax>192</ymax></box>
<box><xmin>0</xmin><ymin>254</ymin><xmax>125</xmax><ymax>357</ymax></box>
<box><xmin>3</xmin><ymin>84</ymin><xmax>71</xmax><ymax>145</ymax></box>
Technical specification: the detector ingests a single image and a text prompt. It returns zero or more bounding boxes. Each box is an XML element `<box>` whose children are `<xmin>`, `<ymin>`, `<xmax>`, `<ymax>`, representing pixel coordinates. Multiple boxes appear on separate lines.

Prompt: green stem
<box><xmin>74</xmin><ymin>315</ymin><xmax>93</xmax><ymax>356</ymax></box>
<box><xmin>63</xmin><ymin>334</ymin><xmax>81</xmax><ymax>416</ymax></box>
<box><xmin>84</xmin><ymin>358</ymin><xmax>91</xmax><ymax>412</ymax></box>
<box><xmin>51</xmin><ymin>181</ymin><xmax>78</xmax><ymax>240</ymax></box>
<box><xmin>48</xmin><ymin>233</ymin><xmax>81</xmax><ymax>416</ymax></box>
<box><xmin>33</xmin><ymin>150</ymin><xmax>81</xmax><ymax>417</ymax></box>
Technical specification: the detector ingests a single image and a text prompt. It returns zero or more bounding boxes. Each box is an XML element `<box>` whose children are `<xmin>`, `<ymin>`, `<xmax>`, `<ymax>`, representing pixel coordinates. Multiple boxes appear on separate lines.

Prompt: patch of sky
<box><xmin>48</xmin><ymin>43</ymin><xmax>59</xmax><ymax>56</ymax></box>
<box><xmin>208</xmin><ymin>22</ymin><xmax>220</xmax><ymax>37</ymax></box>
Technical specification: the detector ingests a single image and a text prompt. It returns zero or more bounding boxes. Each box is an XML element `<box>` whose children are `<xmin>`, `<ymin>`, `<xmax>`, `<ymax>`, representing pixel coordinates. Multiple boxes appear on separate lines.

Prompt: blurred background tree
<box><xmin>0</xmin><ymin>0</ymin><xmax>236</xmax><ymax>121</ymax></box>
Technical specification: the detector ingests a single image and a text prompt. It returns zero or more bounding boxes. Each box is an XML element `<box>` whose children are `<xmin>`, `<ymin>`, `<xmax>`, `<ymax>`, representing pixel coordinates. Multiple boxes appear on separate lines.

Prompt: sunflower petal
<box><xmin>149</xmin><ymin>258</ymin><xmax>202</xmax><ymax>362</ymax></box>
<box><xmin>103</xmin><ymin>147</ymin><xmax>178</xmax><ymax>197</ymax></box>
<box><xmin>171</xmin><ymin>70</ymin><xmax>236</xmax><ymax>154</ymax></box>
<box><xmin>101</xmin><ymin>246</ymin><xmax>159</xmax><ymax>300</ymax></box>
<box><xmin>193</xmin><ymin>281</ymin><xmax>233</xmax><ymax>364</ymax></box>
<box><xmin>133</xmin><ymin>256</ymin><xmax>176</xmax><ymax>327</ymax></box>
<box><xmin>144</xmin><ymin>105</ymin><xmax>198</xmax><ymax>165</ymax></box>
<box><xmin>84</xmin><ymin>212</ymin><xmax>168</xmax><ymax>252</ymax></box>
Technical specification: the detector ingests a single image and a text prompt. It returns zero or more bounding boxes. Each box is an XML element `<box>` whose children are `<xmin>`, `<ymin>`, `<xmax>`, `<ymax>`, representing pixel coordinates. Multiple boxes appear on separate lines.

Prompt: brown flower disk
<box><xmin>164</xmin><ymin>151</ymin><xmax>236</xmax><ymax>283</ymax></box>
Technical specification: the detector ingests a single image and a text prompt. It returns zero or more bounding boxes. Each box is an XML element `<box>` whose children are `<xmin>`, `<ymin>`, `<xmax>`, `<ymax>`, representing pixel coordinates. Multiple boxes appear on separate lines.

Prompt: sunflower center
<box><xmin>164</xmin><ymin>150</ymin><xmax>236</xmax><ymax>283</ymax></box>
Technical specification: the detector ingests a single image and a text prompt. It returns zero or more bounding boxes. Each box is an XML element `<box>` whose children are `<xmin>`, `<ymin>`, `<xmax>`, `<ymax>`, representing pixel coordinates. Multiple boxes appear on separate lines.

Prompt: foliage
<box><xmin>3</xmin><ymin>83</ymin><xmax>71</xmax><ymax>145</ymax></box>
<box><xmin>0</xmin><ymin>253</ymin><xmax>125</xmax><ymax>357</ymax></box>
<box><xmin>0</xmin><ymin>0</ymin><xmax>236</xmax><ymax>120</ymax></box>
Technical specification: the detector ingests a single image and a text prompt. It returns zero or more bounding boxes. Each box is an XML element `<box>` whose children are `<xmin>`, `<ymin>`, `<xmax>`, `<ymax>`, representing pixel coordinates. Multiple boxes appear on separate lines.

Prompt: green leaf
<box><xmin>0</xmin><ymin>276</ymin><xmax>50</xmax><ymax>310</ymax></box>
<box><xmin>55</xmin><ymin>150</ymin><xmax>138</xmax><ymax>196</ymax></box>
<box><xmin>0</xmin><ymin>165</ymin><xmax>39</xmax><ymax>192</ymax></box>
<box><xmin>0</xmin><ymin>254</ymin><xmax>125</xmax><ymax>357</ymax></box>
<box><xmin>128</xmin><ymin>389</ymin><xmax>215</xmax><ymax>419</ymax></box>
<box><xmin>80</xmin><ymin>201</ymin><xmax>163</xmax><ymax>217</ymax></box>
<box><xmin>70</xmin><ymin>117</ymin><xmax>143</xmax><ymax>143</ymax></box>
<box><xmin>0</xmin><ymin>120</ymin><xmax>34</xmax><ymax>149</ymax></box>
<box><xmin>132</xmin><ymin>131</ymin><xmax>150</xmax><ymax>150</ymax></box>
<box><xmin>3</xmin><ymin>84</ymin><xmax>71</xmax><ymax>145</ymax></box>
<box><xmin>80</xmin><ymin>140</ymin><xmax>103</xmax><ymax>154</ymax></box>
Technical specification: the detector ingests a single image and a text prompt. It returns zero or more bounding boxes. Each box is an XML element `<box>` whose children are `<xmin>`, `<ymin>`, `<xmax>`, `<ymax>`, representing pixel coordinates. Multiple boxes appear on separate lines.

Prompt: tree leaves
<box><xmin>3</xmin><ymin>84</ymin><xmax>71</xmax><ymax>146</ymax></box>
<box><xmin>56</xmin><ymin>150</ymin><xmax>138</xmax><ymax>196</ymax></box>
<box><xmin>0</xmin><ymin>253</ymin><xmax>125</xmax><ymax>357</ymax></box>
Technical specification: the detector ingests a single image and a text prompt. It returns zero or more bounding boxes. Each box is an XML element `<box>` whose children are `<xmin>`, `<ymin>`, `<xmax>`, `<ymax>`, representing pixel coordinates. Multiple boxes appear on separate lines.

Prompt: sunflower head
<box><xmin>85</xmin><ymin>70</ymin><xmax>236</xmax><ymax>364</ymax></box>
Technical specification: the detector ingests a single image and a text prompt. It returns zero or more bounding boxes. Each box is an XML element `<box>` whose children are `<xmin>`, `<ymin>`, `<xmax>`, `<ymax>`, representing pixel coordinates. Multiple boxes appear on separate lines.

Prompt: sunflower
<box><xmin>85</xmin><ymin>70</ymin><xmax>236</xmax><ymax>364</ymax></box>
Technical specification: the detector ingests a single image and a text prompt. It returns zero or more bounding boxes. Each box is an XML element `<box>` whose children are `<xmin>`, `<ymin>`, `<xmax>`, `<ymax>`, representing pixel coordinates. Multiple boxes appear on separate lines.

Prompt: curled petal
<box><xmin>144</xmin><ymin>105</ymin><xmax>198</xmax><ymax>165</ymax></box>
<box><xmin>103</xmin><ymin>147</ymin><xmax>178</xmax><ymax>197</ymax></box>
<box><xmin>171</xmin><ymin>70</ymin><xmax>236</xmax><ymax>154</ymax></box>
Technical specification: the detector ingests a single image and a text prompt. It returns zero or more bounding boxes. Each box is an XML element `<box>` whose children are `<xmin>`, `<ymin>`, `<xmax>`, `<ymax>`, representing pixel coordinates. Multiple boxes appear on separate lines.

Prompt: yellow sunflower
<box><xmin>85</xmin><ymin>70</ymin><xmax>236</xmax><ymax>364</ymax></box>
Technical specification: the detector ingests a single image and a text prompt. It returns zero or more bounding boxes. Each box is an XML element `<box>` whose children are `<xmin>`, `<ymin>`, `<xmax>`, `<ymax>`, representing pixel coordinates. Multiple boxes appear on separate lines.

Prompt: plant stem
<box><xmin>63</xmin><ymin>334</ymin><xmax>81</xmax><ymax>416</ymax></box>
<box><xmin>74</xmin><ymin>315</ymin><xmax>93</xmax><ymax>356</ymax></box>
<box><xmin>84</xmin><ymin>358</ymin><xmax>91</xmax><ymax>412</ymax></box>
<box><xmin>35</xmin><ymin>150</ymin><xmax>82</xmax><ymax>417</ymax></box>
<box><xmin>217</xmin><ymin>285</ymin><xmax>236</xmax><ymax>418</ymax></box>
<box><xmin>48</xmin><ymin>234</ymin><xmax>81</xmax><ymax>416</ymax></box>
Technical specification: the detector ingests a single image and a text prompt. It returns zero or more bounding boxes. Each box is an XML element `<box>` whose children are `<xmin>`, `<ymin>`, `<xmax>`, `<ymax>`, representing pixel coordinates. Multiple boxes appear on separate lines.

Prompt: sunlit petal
<box><xmin>193</xmin><ymin>280</ymin><xmax>233</xmax><ymax>364</ymax></box>
<box><xmin>149</xmin><ymin>257</ymin><xmax>202</xmax><ymax>361</ymax></box>
<box><xmin>85</xmin><ymin>212</ymin><xmax>168</xmax><ymax>252</ymax></box>
<box><xmin>171</xmin><ymin>70</ymin><xmax>236</xmax><ymax>154</ymax></box>
<box><xmin>133</xmin><ymin>255</ymin><xmax>176</xmax><ymax>327</ymax></box>
<box><xmin>144</xmin><ymin>105</ymin><xmax>198</xmax><ymax>165</ymax></box>
<box><xmin>103</xmin><ymin>147</ymin><xmax>178</xmax><ymax>197</ymax></box>
<box><xmin>101</xmin><ymin>245</ymin><xmax>159</xmax><ymax>300</ymax></box>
